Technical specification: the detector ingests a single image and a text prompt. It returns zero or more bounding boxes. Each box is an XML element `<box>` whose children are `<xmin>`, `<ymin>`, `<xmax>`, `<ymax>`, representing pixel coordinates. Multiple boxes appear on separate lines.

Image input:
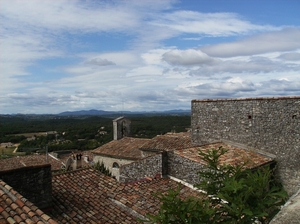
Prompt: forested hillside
<box><xmin>0</xmin><ymin>115</ymin><xmax>191</xmax><ymax>155</ymax></box>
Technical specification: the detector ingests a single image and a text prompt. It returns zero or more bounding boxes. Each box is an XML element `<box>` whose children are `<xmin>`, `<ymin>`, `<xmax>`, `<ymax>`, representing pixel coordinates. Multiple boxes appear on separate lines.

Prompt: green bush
<box><xmin>145</xmin><ymin>186</ymin><xmax>212</xmax><ymax>224</ymax></box>
<box><xmin>145</xmin><ymin>147</ymin><xmax>287</xmax><ymax>224</ymax></box>
<box><xmin>92</xmin><ymin>161</ymin><xmax>111</xmax><ymax>176</ymax></box>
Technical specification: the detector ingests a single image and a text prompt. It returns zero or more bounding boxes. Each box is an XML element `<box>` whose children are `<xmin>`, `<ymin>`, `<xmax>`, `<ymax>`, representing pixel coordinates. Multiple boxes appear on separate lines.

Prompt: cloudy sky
<box><xmin>1</xmin><ymin>0</ymin><xmax>300</xmax><ymax>114</ymax></box>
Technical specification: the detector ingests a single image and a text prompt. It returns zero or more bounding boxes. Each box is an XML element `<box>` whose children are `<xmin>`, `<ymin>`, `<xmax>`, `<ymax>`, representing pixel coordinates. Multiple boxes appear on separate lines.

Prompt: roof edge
<box><xmin>92</xmin><ymin>152</ymin><xmax>140</xmax><ymax>161</ymax></box>
<box><xmin>0</xmin><ymin>163</ymin><xmax>51</xmax><ymax>174</ymax></box>
<box><xmin>192</xmin><ymin>96</ymin><xmax>300</xmax><ymax>103</ymax></box>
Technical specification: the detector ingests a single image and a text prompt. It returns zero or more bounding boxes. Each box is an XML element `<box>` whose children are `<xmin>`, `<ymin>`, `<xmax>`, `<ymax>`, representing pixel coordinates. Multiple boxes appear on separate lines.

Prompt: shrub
<box><xmin>92</xmin><ymin>161</ymin><xmax>111</xmax><ymax>176</ymax></box>
<box><xmin>145</xmin><ymin>147</ymin><xmax>287</xmax><ymax>224</ymax></box>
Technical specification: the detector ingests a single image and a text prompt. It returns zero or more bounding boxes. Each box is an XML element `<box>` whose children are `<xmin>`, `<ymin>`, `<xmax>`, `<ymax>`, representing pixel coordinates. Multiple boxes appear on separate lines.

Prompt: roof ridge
<box><xmin>0</xmin><ymin>181</ymin><xmax>17</xmax><ymax>202</ymax></box>
<box><xmin>52</xmin><ymin>167</ymin><xmax>92</xmax><ymax>176</ymax></box>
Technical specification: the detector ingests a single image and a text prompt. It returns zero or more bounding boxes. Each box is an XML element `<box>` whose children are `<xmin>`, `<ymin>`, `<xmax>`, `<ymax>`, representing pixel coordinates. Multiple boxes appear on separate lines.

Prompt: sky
<box><xmin>1</xmin><ymin>0</ymin><xmax>300</xmax><ymax>114</ymax></box>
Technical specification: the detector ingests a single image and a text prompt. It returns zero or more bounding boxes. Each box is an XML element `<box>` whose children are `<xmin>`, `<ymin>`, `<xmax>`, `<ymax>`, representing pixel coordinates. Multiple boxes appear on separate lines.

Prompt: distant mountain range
<box><xmin>57</xmin><ymin>109</ymin><xmax>191</xmax><ymax>116</ymax></box>
<box><xmin>2</xmin><ymin>109</ymin><xmax>191</xmax><ymax>118</ymax></box>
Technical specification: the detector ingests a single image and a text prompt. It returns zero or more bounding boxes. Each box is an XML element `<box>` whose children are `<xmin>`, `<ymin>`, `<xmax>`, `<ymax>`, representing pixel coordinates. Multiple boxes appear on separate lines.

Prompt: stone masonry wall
<box><xmin>93</xmin><ymin>155</ymin><xmax>134</xmax><ymax>180</ymax></box>
<box><xmin>119</xmin><ymin>154</ymin><xmax>162</xmax><ymax>183</ymax></box>
<box><xmin>191</xmin><ymin>96</ymin><xmax>300</xmax><ymax>195</ymax></box>
<box><xmin>168</xmin><ymin>152</ymin><xmax>204</xmax><ymax>186</ymax></box>
<box><xmin>0</xmin><ymin>164</ymin><xmax>52</xmax><ymax>209</ymax></box>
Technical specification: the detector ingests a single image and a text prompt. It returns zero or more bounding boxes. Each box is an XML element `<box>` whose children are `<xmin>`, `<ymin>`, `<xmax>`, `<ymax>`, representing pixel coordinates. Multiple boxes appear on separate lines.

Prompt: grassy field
<box><xmin>0</xmin><ymin>145</ymin><xmax>26</xmax><ymax>158</ymax></box>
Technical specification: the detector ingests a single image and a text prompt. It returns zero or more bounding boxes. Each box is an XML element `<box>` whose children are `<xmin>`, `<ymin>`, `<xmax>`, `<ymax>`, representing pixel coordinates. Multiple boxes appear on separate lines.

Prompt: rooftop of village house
<box><xmin>0</xmin><ymin>164</ymin><xmax>202</xmax><ymax>223</ymax></box>
<box><xmin>174</xmin><ymin>142</ymin><xmax>273</xmax><ymax>169</ymax></box>
<box><xmin>0</xmin><ymin>132</ymin><xmax>283</xmax><ymax>223</ymax></box>
<box><xmin>0</xmin><ymin>154</ymin><xmax>63</xmax><ymax>172</ymax></box>
<box><xmin>92</xmin><ymin>137</ymin><xmax>151</xmax><ymax>160</ymax></box>
<box><xmin>0</xmin><ymin>151</ymin><xmax>94</xmax><ymax>172</ymax></box>
<box><xmin>0</xmin><ymin>180</ymin><xmax>58</xmax><ymax>224</ymax></box>
<box><xmin>48</xmin><ymin>168</ymin><xmax>201</xmax><ymax>223</ymax></box>
<box><xmin>49</xmin><ymin>150</ymin><xmax>94</xmax><ymax>167</ymax></box>
<box><xmin>139</xmin><ymin>132</ymin><xmax>193</xmax><ymax>152</ymax></box>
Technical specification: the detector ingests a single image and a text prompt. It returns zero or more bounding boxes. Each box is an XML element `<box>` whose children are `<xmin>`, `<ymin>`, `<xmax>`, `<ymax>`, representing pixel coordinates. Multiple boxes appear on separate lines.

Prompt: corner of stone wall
<box><xmin>191</xmin><ymin>97</ymin><xmax>300</xmax><ymax>196</ymax></box>
<box><xmin>0</xmin><ymin>164</ymin><xmax>52</xmax><ymax>209</ymax></box>
<box><xmin>119</xmin><ymin>154</ymin><xmax>162</xmax><ymax>183</ymax></box>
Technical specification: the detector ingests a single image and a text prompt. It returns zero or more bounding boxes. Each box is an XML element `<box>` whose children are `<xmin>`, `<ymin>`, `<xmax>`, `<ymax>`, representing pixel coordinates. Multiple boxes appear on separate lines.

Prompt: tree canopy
<box><xmin>145</xmin><ymin>147</ymin><xmax>287</xmax><ymax>224</ymax></box>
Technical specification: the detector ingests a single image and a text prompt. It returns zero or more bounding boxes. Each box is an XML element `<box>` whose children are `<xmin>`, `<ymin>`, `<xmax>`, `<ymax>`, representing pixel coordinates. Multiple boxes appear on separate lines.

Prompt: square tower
<box><xmin>113</xmin><ymin>117</ymin><xmax>131</xmax><ymax>140</ymax></box>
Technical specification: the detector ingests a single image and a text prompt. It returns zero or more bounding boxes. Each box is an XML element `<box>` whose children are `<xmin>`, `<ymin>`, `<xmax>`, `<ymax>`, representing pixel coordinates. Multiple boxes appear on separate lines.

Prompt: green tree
<box><xmin>92</xmin><ymin>161</ymin><xmax>111</xmax><ymax>176</ymax></box>
<box><xmin>145</xmin><ymin>147</ymin><xmax>287</xmax><ymax>224</ymax></box>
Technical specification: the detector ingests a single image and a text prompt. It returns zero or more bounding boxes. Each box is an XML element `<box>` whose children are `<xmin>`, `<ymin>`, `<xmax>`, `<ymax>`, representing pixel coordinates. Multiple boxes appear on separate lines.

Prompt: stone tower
<box><xmin>113</xmin><ymin>117</ymin><xmax>131</xmax><ymax>140</ymax></box>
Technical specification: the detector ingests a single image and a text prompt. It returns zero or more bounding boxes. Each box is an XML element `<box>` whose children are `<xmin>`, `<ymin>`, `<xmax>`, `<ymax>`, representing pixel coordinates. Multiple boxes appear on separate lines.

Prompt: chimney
<box><xmin>113</xmin><ymin>117</ymin><xmax>131</xmax><ymax>140</ymax></box>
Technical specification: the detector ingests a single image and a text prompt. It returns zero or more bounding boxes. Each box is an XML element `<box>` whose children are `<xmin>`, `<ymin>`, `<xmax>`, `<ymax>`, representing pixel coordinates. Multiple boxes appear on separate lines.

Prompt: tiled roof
<box><xmin>49</xmin><ymin>168</ymin><xmax>200</xmax><ymax>223</ymax></box>
<box><xmin>92</xmin><ymin>137</ymin><xmax>151</xmax><ymax>160</ymax></box>
<box><xmin>50</xmin><ymin>150</ymin><xmax>94</xmax><ymax>168</ymax></box>
<box><xmin>0</xmin><ymin>180</ymin><xmax>58</xmax><ymax>224</ymax></box>
<box><xmin>175</xmin><ymin>142</ymin><xmax>273</xmax><ymax>169</ymax></box>
<box><xmin>140</xmin><ymin>132</ymin><xmax>193</xmax><ymax>152</ymax></box>
<box><xmin>0</xmin><ymin>154</ymin><xmax>63</xmax><ymax>172</ymax></box>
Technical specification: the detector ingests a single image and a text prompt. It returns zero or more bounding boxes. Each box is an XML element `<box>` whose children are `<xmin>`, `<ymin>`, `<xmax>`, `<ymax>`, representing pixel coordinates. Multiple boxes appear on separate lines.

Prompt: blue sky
<box><xmin>1</xmin><ymin>0</ymin><xmax>300</xmax><ymax>114</ymax></box>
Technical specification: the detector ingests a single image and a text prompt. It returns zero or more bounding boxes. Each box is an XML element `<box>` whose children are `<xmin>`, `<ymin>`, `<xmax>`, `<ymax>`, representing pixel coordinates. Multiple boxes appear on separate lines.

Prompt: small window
<box><xmin>248</xmin><ymin>115</ymin><xmax>252</xmax><ymax>119</ymax></box>
<box><xmin>112</xmin><ymin>162</ymin><xmax>120</xmax><ymax>168</ymax></box>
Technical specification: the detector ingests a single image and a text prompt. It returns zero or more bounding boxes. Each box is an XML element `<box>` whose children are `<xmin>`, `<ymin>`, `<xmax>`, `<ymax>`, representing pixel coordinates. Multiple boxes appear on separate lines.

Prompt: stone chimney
<box><xmin>113</xmin><ymin>117</ymin><xmax>131</xmax><ymax>140</ymax></box>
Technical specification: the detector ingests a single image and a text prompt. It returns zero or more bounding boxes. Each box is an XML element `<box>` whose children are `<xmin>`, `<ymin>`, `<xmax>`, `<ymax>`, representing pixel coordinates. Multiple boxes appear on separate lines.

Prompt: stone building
<box><xmin>0</xmin><ymin>155</ymin><xmax>54</xmax><ymax>210</ymax></box>
<box><xmin>113</xmin><ymin>117</ymin><xmax>131</xmax><ymax>140</ymax></box>
<box><xmin>1</xmin><ymin>97</ymin><xmax>299</xmax><ymax>222</ymax></box>
<box><xmin>92</xmin><ymin>137</ymin><xmax>151</xmax><ymax>179</ymax></box>
<box><xmin>92</xmin><ymin>116</ymin><xmax>152</xmax><ymax>179</ymax></box>
<box><xmin>191</xmin><ymin>96</ymin><xmax>300</xmax><ymax>196</ymax></box>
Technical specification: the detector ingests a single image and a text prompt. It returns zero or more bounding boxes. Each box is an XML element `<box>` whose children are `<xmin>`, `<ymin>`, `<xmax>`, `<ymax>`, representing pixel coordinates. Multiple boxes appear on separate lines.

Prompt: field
<box><xmin>0</xmin><ymin>145</ymin><xmax>26</xmax><ymax>158</ymax></box>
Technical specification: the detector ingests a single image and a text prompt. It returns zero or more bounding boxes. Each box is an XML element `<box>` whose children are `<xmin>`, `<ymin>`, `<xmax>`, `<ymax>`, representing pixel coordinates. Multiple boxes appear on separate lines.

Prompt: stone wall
<box><xmin>191</xmin><ymin>96</ymin><xmax>300</xmax><ymax>195</ymax></box>
<box><xmin>168</xmin><ymin>152</ymin><xmax>204</xmax><ymax>186</ymax></box>
<box><xmin>0</xmin><ymin>164</ymin><xmax>52</xmax><ymax>209</ymax></box>
<box><xmin>93</xmin><ymin>155</ymin><xmax>134</xmax><ymax>179</ymax></box>
<box><xmin>113</xmin><ymin>117</ymin><xmax>131</xmax><ymax>140</ymax></box>
<box><xmin>119</xmin><ymin>154</ymin><xmax>162</xmax><ymax>183</ymax></box>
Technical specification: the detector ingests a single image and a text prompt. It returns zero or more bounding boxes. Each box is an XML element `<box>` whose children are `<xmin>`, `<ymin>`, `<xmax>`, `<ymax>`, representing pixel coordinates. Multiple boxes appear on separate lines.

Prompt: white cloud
<box><xmin>201</xmin><ymin>28</ymin><xmax>300</xmax><ymax>57</ymax></box>
<box><xmin>260</xmin><ymin>79</ymin><xmax>300</xmax><ymax>93</ymax></box>
<box><xmin>278</xmin><ymin>52</ymin><xmax>300</xmax><ymax>61</ymax></box>
<box><xmin>162</xmin><ymin>49</ymin><xmax>220</xmax><ymax>66</ymax></box>
<box><xmin>125</xmin><ymin>66</ymin><xmax>162</xmax><ymax>78</ymax></box>
<box><xmin>141</xmin><ymin>49</ymin><xmax>171</xmax><ymax>65</ymax></box>
<box><xmin>79</xmin><ymin>52</ymin><xmax>141</xmax><ymax>67</ymax></box>
<box><xmin>85</xmin><ymin>58</ymin><xmax>116</xmax><ymax>66</ymax></box>
<box><xmin>1</xmin><ymin>0</ymin><xmax>300</xmax><ymax>114</ymax></box>
<box><xmin>150</xmin><ymin>11</ymin><xmax>276</xmax><ymax>37</ymax></box>
<box><xmin>0</xmin><ymin>0</ymin><xmax>140</xmax><ymax>33</ymax></box>
<box><xmin>172</xmin><ymin>77</ymin><xmax>300</xmax><ymax>100</ymax></box>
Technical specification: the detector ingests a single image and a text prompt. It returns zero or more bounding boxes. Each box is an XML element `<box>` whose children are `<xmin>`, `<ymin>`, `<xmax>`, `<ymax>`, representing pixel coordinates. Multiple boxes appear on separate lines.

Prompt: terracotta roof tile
<box><xmin>0</xmin><ymin>154</ymin><xmax>63</xmax><ymax>172</ymax></box>
<box><xmin>52</xmin><ymin>150</ymin><xmax>93</xmax><ymax>163</ymax></box>
<box><xmin>92</xmin><ymin>137</ymin><xmax>151</xmax><ymax>160</ymax></box>
<box><xmin>0</xmin><ymin>180</ymin><xmax>58</xmax><ymax>224</ymax></box>
<box><xmin>175</xmin><ymin>142</ymin><xmax>273</xmax><ymax>169</ymax></box>
<box><xmin>140</xmin><ymin>132</ymin><xmax>193</xmax><ymax>151</ymax></box>
<box><xmin>49</xmin><ymin>168</ymin><xmax>200</xmax><ymax>223</ymax></box>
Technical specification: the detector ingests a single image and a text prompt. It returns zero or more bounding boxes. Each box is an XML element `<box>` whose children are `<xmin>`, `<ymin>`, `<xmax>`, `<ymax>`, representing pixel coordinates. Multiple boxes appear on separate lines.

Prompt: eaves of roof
<box><xmin>92</xmin><ymin>137</ymin><xmax>151</xmax><ymax>160</ymax></box>
<box><xmin>49</xmin><ymin>168</ymin><xmax>201</xmax><ymax>223</ymax></box>
<box><xmin>140</xmin><ymin>132</ymin><xmax>193</xmax><ymax>152</ymax></box>
<box><xmin>91</xmin><ymin>152</ymin><xmax>139</xmax><ymax>161</ymax></box>
<box><xmin>0</xmin><ymin>154</ymin><xmax>63</xmax><ymax>172</ymax></box>
<box><xmin>175</xmin><ymin>142</ymin><xmax>274</xmax><ymax>169</ymax></box>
